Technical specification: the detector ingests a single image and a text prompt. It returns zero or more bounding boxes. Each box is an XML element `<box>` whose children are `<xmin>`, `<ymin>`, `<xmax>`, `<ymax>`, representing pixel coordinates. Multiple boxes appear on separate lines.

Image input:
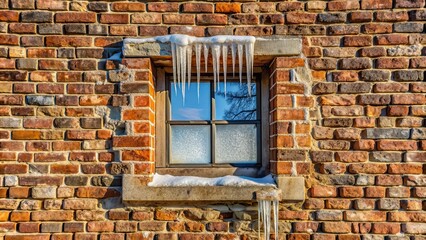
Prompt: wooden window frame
<box><xmin>155</xmin><ymin>67</ymin><xmax>270</xmax><ymax>178</ymax></box>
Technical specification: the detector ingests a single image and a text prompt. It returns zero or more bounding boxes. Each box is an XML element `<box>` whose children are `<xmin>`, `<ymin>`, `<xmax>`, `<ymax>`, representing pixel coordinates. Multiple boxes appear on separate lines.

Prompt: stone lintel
<box><xmin>123</xmin><ymin>36</ymin><xmax>302</xmax><ymax>58</ymax></box>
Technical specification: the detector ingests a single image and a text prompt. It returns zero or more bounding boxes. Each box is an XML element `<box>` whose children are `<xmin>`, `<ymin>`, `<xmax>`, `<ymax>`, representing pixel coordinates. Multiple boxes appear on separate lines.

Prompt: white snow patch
<box><xmin>148</xmin><ymin>173</ymin><xmax>276</xmax><ymax>187</ymax></box>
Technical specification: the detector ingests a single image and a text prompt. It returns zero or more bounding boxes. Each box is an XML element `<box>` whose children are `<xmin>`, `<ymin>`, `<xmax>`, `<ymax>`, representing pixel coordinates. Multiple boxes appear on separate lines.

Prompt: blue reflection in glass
<box><xmin>171</xmin><ymin>82</ymin><xmax>211</xmax><ymax>120</ymax></box>
<box><xmin>215</xmin><ymin>82</ymin><xmax>257</xmax><ymax>120</ymax></box>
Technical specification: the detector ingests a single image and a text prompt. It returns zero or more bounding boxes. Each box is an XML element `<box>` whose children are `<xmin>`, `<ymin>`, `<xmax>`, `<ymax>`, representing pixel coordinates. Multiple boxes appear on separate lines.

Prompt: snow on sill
<box><xmin>147</xmin><ymin>173</ymin><xmax>277</xmax><ymax>188</ymax></box>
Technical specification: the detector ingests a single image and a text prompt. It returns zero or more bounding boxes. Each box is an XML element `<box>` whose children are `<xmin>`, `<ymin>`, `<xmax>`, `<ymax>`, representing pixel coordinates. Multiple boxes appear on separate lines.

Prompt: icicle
<box><xmin>231</xmin><ymin>43</ymin><xmax>236</xmax><ymax>78</ymax></box>
<box><xmin>203</xmin><ymin>44</ymin><xmax>209</xmax><ymax>72</ymax></box>
<box><xmin>187</xmin><ymin>45</ymin><xmax>192</xmax><ymax>90</ymax></box>
<box><xmin>258</xmin><ymin>200</ymin><xmax>262</xmax><ymax>240</ymax></box>
<box><xmin>179</xmin><ymin>46</ymin><xmax>186</xmax><ymax>103</ymax></box>
<box><xmin>245</xmin><ymin>43</ymin><xmax>252</xmax><ymax>96</ymax></box>
<box><xmin>176</xmin><ymin>45</ymin><xmax>181</xmax><ymax>92</ymax></box>
<box><xmin>237</xmin><ymin>43</ymin><xmax>243</xmax><ymax>85</ymax></box>
<box><xmin>222</xmin><ymin>44</ymin><xmax>228</xmax><ymax>96</ymax></box>
<box><xmin>263</xmin><ymin>200</ymin><xmax>268</xmax><ymax>240</ymax></box>
<box><xmin>273</xmin><ymin>200</ymin><xmax>279</xmax><ymax>240</ymax></box>
<box><xmin>150</xmin><ymin>35</ymin><xmax>256</xmax><ymax>102</ymax></box>
<box><xmin>195</xmin><ymin>43</ymin><xmax>201</xmax><ymax>100</ymax></box>
<box><xmin>258</xmin><ymin>198</ymin><xmax>280</xmax><ymax>240</ymax></box>
<box><xmin>171</xmin><ymin>43</ymin><xmax>177</xmax><ymax>94</ymax></box>
<box><xmin>212</xmin><ymin>45</ymin><xmax>221</xmax><ymax>91</ymax></box>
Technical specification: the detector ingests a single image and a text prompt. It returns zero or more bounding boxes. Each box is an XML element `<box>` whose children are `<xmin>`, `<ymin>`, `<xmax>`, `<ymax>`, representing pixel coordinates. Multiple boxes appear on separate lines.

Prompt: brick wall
<box><xmin>0</xmin><ymin>0</ymin><xmax>425</xmax><ymax>239</ymax></box>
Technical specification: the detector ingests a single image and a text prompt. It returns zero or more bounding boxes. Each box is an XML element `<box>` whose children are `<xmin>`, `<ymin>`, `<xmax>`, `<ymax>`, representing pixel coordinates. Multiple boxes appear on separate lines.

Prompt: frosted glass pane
<box><xmin>170</xmin><ymin>125</ymin><xmax>211</xmax><ymax>164</ymax></box>
<box><xmin>216</xmin><ymin>124</ymin><xmax>257</xmax><ymax>164</ymax></box>
<box><xmin>171</xmin><ymin>82</ymin><xmax>210</xmax><ymax>120</ymax></box>
<box><xmin>215</xmin><ymin>82</ymin><xmax>257</xmax><ymax>120</ymax></box>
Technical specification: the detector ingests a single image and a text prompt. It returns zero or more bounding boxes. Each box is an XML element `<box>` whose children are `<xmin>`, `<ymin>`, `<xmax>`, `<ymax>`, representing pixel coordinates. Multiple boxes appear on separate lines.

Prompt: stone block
<box><xmin>276</xmin><ymin>176</ymin><xmax>305</xmax><ymax>201</ymax></box>
<box><xmin>32</xmin><ymin>186</ymin><xmax>57</xmax><ymax>199</ymax></box>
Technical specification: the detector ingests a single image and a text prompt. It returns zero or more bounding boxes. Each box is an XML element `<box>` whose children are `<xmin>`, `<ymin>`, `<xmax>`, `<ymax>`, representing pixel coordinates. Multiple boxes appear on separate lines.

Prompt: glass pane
<box><xmin>215</xmin><ymin>82</ymin><xmax>257</xmax><ymax>120</ymax></box>
<box><xmin>171</xmin><ymin>81</ymin><xmax>210</xmax><ymax>120</ymax></box>
<box><xmin>216</xmin><ymin>124</ymin><xmax>257</xmax><ymax>164</ymax></box>
<box><xmin>170</xmin><ymin>125</ymin><xmax>211</xmax><ymax>164</ymax></box>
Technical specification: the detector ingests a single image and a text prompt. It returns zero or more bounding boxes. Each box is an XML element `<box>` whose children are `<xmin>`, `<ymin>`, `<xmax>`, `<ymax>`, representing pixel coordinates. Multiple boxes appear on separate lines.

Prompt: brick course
<box><xmin>0</xmin><ymin>0</ymin><xmax>425</xmax><ymax>239</ymax></box>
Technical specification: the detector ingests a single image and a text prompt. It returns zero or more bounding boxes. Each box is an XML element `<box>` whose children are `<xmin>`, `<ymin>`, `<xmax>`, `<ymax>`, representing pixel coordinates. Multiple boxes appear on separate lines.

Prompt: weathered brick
<box><xmin>21</xmin><ymin>11</ymin><xmax>52</xmax><ymax>23</ymax></box>
<box><xmin>56</xmin><ymin>12</ymin><xmax>96</xmax><ymax>23</ymax></box>
<box><xmin>286</xmin><ymin>12</ymin><xmax>317</xmax><ymax>24</ymax></box>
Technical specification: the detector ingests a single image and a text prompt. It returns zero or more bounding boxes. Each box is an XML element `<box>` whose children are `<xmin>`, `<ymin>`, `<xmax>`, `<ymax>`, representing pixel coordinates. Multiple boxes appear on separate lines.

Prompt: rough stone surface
<box><xmin>123</xmin><ymin>36</ymin><xmax>302</xmax><ymax>57</ymax></box>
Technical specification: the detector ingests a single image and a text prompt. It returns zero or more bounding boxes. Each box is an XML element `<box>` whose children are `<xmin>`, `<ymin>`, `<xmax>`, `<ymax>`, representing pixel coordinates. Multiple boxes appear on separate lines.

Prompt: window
<box><xmin>156</xmin><ymin>69</ymin><xmax>269</xmax><ymax>177</ymax></box>
<box><xmin>168</xmin><ymin>77</ymin><xmax>260</xmax><ymax>166</ymax></box>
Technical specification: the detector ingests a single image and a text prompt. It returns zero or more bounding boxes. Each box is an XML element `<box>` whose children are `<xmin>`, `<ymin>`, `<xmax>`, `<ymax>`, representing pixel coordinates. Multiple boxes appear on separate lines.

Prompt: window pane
<box><xmin>216</xmin><ymin>124</ymin><xmax>257</xmax><ymax>164</ymax></box>
<box><xmin>170</xmin><ymin>125</ymin><xmax>211</xmax><ymax>164</ymax></box>
<box><xmin>215</xmin><ymin>82</ymin><xmax>257</xmax><ymax>120</ymax></box>
<box><xmin>171</xmin><ymin>82</ymin><xmax>210</xmax><ymax>120</ymax></box>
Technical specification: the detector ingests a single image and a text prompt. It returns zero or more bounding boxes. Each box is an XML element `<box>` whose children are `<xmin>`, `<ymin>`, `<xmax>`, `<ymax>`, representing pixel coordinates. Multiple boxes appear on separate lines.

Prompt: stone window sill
<box><xmin>122</xmin><ymin>175</ymin><xmax>304</xmax><ymax>205</ymax></box>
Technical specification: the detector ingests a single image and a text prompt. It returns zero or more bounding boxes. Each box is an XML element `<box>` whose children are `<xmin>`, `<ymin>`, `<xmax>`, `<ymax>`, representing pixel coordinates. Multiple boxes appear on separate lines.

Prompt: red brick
<box><xmin>50</xmin><ymin>164</ymin><xmax>79</xmax><ymax>174</ymax></box>
<box><xmin>376</xmin><ymin>175</ymin><xmax>403</xmax><ymax>186</ymax></box>
<box><xmin>163</xmin><ymin>14</ymin><xmax>195</xmax><ymax>25</ymax></box>
<box><xmin>9</xmin><ymin>187</ymin><xmax>30</xmax><ymax>198</ymax></box>
<box><xmin>197</xmin><ymin>14</ymin><xmax>227</xmax><ymax>25</ymax></box>
<box><xmin>365</xmin><ymin>187</ymin><xmax>386</xmax><ymax>198</ymax></box>
<box><xmin>376</xmin><ymin>34</ymin><xmax>409</xmax><ymax>45</ymax></box>
<box><xmin>286</xmin><ymin>12</ymin><xmax>317</xmax><ymax>24</ymax></box>
<box><xmin>328</xmin><ymin>1</ymin><xmax>360</xmax><ymax>11</ymax></box>
<box><xmin>340</xmin><ymin>187</ymin><xmax>364</xmax><ymax>198</ymax></box>
<box><xmin>361</xmin><ymin>0</ymin><xmax>392</xmax><ymax>9</ymax></box>
<box><xmin>216</xmin><ymin>3</ymin><xmax>241</xmax><ymax>13</ymax></box>
<box><xmin>70</xmin><ymin>152</ymin><xmax>97</xmax><ymax>162</ymax></box>
<box><xmin>376</xmin><ymin>58</ymin><xmax>409</xmax><ymax>69</ymax></box>
<box><xmin>27</xmin><ymin>48</ymin><xmax>56</xmax><ymax>58</ymax></box>
<box><xmin>46</xmin><ymin>36</ymin><xmax>92</xmax><ymax>47</ymax></box>
<box><xmin>310</xmin><ymin>185</ymin><xmax>337</xmax><ymax>198</ymax></box>
<box><xmin>32</xmin><ymin>211</ymin><xmax>73</xmax><ymax>221</ymax></box>
<box><xmin>372</xmin><ymin>223</ymin><xmax>400</xmax><ymax>234</ymax></box>
<box><xmin>377</xmin><ymin>140</ymin><xmax>417</xmax><ymax>151</ymax></box>
<box><xmin>80</xmin><ymin>96</ymin><xmax>110</xmax><ymax>106</ymax></box>
<box><xmin>395</xmin><ymin>0</ymin><xmax>425</xmax><ymax>8</ymax></box>
<box><xmin>11</xmin><ymin>211</ymin><xmax>30</xmax><ymax>221</ymax></box>
<box><xmin>147</xmin><ymin>2</ymin><xmax>179</xmax><ymax>12</ymax></box>
<box><xmin>344</xmin><ymin>211</ymin><xmax>386</xmax><ymax>221</ymax></box>
<box><xmin>0</xmin><ymin>11</ymin><xmax>19</xmax><ymax>22</ymax></box>
<box><xmin>322</xmin><ymin>222</ymin><xmax>351</xmax><ymax>233</ymax></box>
<box><xmin>76</xmin><ymin>187</ymin><xmax>120</xmax><ymax>199</ymax></box>
<box><xmin>131</xmin><ymin>13</ymin><xmax>162</xmax><ymax>24</ymax></box>
<box><xmin>9</xmin><ymin>23</ymin><xmax>35</xmax><ymax>34</ymax></box>
<box><xmin>87</xmin><ymin>221</ymin><xmax>114</xmax><ymax>232</ymax></box>
<box><xmin>349</xmin><ymin>12</ymin><xmax>372</xmax><ymax>22</ymax></box>
<box><xmin>56</xmin><ymin>12</ymin><xmax>96</xmax><ymax>23</ymax></box>
<box><xmin>111</xmin><ymin>2</ymin><xmax>146</xmax><ymax>12</ymax></box>
<box><xmin>100</xmin><ymin>14</ymin><xmax>129</xmax><ymax>24</ymax></box>
<box><xmin>182</xmin><ymin>3</ymin><xmax>213</xmax><ymax>13</ymax></box>
<box><xmin>23</xmin><ymin>118</ymin><xmax>52</xmax><ymax>129</ymax></box>
<box><xmin>155</xmin><ymin>209</ymin><xmax>178</xmax><ymax>221</ymax></box>
<box><xmin>5</xmin><ymin>235</ymin><xmax>50</xmax><ymax>240</ymax></box>
<box><xmin>343</xmin><ymin>36</ymin><xmax>372</xmax><ymax>47</ymax></box>
<box><xmin>388</xmin><ymin>164</ymin><xmax>423</xmax><ymax>174</ymax></box>
<box><xmin>376</xmin><ymin>11</ymin><xmax>409</xmax><ymax>22</ymax></box>
<box><xmin>18</xmin><ymin>222</ymin><xmax>40</xmax><ymax>233</ymax></box>
<box><xmin>110</xmin><ymin>25</ymin><xmax>137</xmax><ymax>36</ymax></box>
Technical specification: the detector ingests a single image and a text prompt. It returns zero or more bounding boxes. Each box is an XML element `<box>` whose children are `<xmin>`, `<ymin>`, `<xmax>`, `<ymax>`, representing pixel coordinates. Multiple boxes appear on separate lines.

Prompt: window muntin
<box><xmin>167</xmin><ymin>76</ymin><xmax>260</xmax><ymax>166</ymax></box>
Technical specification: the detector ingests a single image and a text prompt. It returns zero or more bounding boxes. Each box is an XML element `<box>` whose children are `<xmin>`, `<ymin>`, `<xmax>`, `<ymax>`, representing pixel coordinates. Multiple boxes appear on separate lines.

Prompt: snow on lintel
<box><xmin>122</xmin><ymin>36</ymin><xmax>302</xmax><ymax>58</ymax></box>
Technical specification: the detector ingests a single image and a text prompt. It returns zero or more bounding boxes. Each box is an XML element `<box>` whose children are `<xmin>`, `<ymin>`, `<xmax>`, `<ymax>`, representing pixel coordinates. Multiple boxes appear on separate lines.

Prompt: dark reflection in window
<box><xmin>215</xmin><ymin>82</ymin><xmax>257</xmax><ymax>121</ymax></box>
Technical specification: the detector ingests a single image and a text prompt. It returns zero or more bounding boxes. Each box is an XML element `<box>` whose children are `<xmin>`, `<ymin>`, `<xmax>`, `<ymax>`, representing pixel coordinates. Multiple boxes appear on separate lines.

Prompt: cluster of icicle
<box><xmin>258</xmin><ymin>199</ymin><xmax>279</xmax><ymax>240</ymax></box>
<box><xmin>124</xmin><ymin>34</ymin><xmax>255</xmax><ymax>101</ymax></box>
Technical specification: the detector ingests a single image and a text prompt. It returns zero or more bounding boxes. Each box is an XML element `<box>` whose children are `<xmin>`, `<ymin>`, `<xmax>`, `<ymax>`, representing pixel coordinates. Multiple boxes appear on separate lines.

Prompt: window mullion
<box><xmin>211</xmin><ymin>80</ymin><xmax>216</xmax><ymax>165</ymax></box>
